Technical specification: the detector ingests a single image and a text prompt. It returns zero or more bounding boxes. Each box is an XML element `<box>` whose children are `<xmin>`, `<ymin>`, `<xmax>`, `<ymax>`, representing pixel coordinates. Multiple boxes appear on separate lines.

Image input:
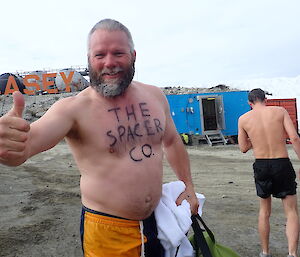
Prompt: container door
<box><xmin>198</xmin><ymin>95</ymin><xmax>225</xmax><ymax>134</ymax></box>
<box><xmin>215</xmin><ymin>95</ymin><xmax>225</xmax><ymax>130</ymax></box>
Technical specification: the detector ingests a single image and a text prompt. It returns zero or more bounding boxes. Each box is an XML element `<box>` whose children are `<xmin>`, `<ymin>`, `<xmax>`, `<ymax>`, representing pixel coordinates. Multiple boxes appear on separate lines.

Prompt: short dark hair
<box><xmin>248</xmin><ymin>88</ymin><xmax>266</xmax><ymax>103</ymax></box>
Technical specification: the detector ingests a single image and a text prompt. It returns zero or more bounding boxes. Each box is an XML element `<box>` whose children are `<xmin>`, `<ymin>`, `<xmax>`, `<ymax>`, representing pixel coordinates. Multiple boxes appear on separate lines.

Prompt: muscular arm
<box><xmin>238</xmin><ymin>116</ymin><xmax>252</xmax><ymax>153</ymax></box>
<box><xmin>283</xmin><ymin>108</ymin><xmax>300</xmax><ymax>159</ymax></box>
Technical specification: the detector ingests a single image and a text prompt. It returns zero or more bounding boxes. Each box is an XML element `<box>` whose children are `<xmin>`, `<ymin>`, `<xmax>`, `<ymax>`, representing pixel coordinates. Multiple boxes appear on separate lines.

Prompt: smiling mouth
<box><xmin>102</xmin><ymin>71</ymin><xmax>121</xmax><ymax>77</ymax></box>
<box><xmin>101</xmin><ymin>66</ymin><xmax>123</xmax><ymax>76</ymax></box>
<box><xmin>102</xmin><ymin>74</ymin><xmax>122</xmax><ymax>83</ymax></box>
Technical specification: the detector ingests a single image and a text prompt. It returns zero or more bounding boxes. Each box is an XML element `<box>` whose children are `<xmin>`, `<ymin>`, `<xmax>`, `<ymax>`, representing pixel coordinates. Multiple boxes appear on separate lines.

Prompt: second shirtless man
<box><xmin>238</xmin><ymin>88</ymin><xmax>300</xmax><ymax>257</ymax></box>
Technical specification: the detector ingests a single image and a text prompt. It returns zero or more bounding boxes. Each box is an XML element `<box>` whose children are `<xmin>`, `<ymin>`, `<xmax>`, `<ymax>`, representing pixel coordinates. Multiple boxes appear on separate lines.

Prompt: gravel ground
<box><xmin>0</xmin><ymin>142</ymin><xmax>299</xmax><ymax>257</ymax></box>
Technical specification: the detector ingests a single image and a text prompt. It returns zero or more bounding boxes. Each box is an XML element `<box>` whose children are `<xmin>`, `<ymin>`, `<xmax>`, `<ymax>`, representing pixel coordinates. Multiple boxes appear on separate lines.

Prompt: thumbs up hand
<box><xmin>0</xmin><ymin>91</ymin><xmax>30</xmax><ymax>165</ymax></box>
<box><xmin>8</xmin><ymin>91</ymin><xmax>26</xmax><ymax>118</ymax></box>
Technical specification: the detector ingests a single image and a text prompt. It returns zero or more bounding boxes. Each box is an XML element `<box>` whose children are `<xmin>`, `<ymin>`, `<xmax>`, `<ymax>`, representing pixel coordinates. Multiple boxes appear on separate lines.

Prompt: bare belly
<box><xmin>79</xmin><ymin>163</ymin><xmax>163</xmax><ymax>220</ymax></box>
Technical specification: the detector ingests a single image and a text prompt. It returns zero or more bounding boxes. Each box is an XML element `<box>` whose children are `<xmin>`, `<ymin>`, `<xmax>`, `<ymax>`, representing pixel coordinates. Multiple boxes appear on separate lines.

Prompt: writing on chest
<box><xmin>105</xmin><ymin>102</ymin><xmax>164</xmax><ymax>147</ymax></box>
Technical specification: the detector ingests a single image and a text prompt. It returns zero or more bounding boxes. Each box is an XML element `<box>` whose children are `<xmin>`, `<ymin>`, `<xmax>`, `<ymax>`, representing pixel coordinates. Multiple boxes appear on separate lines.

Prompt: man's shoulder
<box><xmin>75</xmin><ymin>87</ymin><xmax>94</xmax><ymax>98</ymax></box>
<box><xmin>239</xmin><ymin>110</ymin><xmax>253</xmax><ymax>120</ymax></box>
<box><xmin>266</xmin><ymin>105</ymin><xmax>286</xmax><ymax>116</ymax></box>
<box><xmin>132</xmin><ymin>81</ymin><xmax>162</xmax><ymax>91</ymax></box>
<box><xmin>51</xmin><ymin>88</ymin><xmax>93</xmax><ymax>110</ymax></box>
<box><xmin>267</xmin><ymin>105</ymin><xmax>285</xmax><ymax>111</ymax></box>
<box><xmin>132</xmin><ymin>81</ymin><xmax>165</xmax><ymax>98</ymax></box>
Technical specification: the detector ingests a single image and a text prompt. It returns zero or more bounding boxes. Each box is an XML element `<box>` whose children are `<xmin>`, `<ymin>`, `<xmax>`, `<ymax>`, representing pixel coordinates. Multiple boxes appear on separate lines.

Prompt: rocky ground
<box><xmin>0</xmin><ymin>142</ymin><xmax>299</xmax><ymax>257</ymax></box>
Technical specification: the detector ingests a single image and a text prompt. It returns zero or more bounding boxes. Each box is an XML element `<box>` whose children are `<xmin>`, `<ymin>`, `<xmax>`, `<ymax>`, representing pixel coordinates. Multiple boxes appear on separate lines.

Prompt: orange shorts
<box><xmin>80</xmin><ymin>207</ymin><xmax>147</xmax><ymax>257</ymax></box>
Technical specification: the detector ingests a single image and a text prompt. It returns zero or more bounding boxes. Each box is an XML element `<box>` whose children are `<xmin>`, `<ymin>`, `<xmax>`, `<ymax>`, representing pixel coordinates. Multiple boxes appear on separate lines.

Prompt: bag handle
<box><xmin>191</xmin><ymin>214</ymin><xmax>214</xmax><ymax>257</ymax></box>
<box><xmin>194</xmin><ymin>214</ymin><xmax>215</xmax><ymax>244</ymax></box>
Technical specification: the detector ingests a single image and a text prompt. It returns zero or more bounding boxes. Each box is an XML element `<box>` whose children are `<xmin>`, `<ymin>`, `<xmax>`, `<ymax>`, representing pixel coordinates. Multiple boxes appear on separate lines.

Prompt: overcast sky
<box><xmin>1</xmin><ymin>0</ymin><xmax>300</xmax><ymax>87</ymax></box>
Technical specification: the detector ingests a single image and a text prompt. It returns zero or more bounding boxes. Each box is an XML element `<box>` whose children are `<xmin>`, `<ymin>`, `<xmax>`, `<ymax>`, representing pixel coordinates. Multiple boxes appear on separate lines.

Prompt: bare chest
<box><xmin>106</xmin><ymin>101</ymin><xmax>164</xmax><ymax>144</ymax></box>
<box><xmin>76</xmin><ymin>100</ymin><xmax>166</xmax><ymax>160</ymax></box>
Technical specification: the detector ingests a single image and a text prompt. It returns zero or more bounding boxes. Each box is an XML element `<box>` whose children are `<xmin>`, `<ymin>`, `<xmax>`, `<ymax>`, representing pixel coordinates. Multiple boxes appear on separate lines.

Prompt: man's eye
<box><xmin>115</xmin><ymin>52</ymin><xmax>124</xmax><ymax>57</ymax></box>
<box><xmin>95</xmin><ymin>54</ymin><xmax>104</xmax><ymax>58</ymax></box>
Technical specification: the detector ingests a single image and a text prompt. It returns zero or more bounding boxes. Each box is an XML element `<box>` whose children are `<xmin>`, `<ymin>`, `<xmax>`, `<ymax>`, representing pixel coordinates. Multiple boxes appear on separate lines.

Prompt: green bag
<box><xmin>189</xmin><ymin>214</ymin><xmax>240</xmax><ymax>257</ymax></box>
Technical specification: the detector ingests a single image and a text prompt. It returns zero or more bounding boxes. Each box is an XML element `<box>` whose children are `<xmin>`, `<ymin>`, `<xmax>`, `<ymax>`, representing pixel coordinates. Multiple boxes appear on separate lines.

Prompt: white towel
<box><xmin>154</xmin><ymin>181</ymin><xmax>205</xmax><ymax>257</ymax></box>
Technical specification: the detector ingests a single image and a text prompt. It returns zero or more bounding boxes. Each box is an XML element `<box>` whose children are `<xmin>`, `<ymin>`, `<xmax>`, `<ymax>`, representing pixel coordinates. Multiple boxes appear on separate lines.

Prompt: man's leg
<box><xmin>282</xmin><ymin>194</ymin><xmax>299</xmax><ymax>257</ymax></box>
<box><xmin>258</xmin><ymin>197</ymin><xmax>272</xmax><ymax>254</ymax></box>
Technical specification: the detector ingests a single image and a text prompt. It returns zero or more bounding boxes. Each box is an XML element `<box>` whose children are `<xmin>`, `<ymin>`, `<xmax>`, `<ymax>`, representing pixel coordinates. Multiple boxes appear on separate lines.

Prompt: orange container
<box><xmin>266</xmin><ymin>98</ymin><xmax>298</xmax><ymax>140</ymax></box>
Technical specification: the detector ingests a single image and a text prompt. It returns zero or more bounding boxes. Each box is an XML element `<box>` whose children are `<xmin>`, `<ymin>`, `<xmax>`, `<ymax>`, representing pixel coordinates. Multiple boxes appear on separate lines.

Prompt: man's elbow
<box><xmin>238</xmin><ymin>145</ymin><xmax>249</xmax><ymax>153</ymax></box>
<box><xmin>240</xmin><ymin>148</ymin><xmax>249</xmax><ymax>154</ymax></box>
<box><xmin>290</xmin><ymin>134</ymin><xmax>300</xmax><ymax>145</ymax></box>
<box><xmin>163</xmin><ymin>133</ymin><xmax>181</xmax><ymax>148</ymax></box>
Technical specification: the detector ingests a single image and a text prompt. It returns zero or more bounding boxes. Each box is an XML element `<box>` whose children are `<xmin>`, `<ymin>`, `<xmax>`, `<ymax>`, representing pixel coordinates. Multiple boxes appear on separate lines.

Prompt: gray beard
<box><xmin>89</xmin><ymin>62</ymin><xmax>135</xmax><ymax>98</ymax></box>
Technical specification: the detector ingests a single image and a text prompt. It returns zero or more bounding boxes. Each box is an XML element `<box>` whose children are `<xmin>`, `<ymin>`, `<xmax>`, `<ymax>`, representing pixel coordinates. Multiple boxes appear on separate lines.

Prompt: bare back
<box><xmin>239</xmin><ymin>106</ymin><xmax>288</xmax><ymax>158</ymax></box>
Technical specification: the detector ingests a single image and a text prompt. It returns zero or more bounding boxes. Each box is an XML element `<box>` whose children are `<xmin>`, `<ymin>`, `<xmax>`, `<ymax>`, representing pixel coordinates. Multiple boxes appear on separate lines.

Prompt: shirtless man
<box><xmin>0</xmin><ymin>19</ymin><xmax>199</xmax><ymax>257</ymax></box>
<box><xmin>238</xmin><ymin>88</ymin><xmax>300</xmax><ymax>257</ymax></box>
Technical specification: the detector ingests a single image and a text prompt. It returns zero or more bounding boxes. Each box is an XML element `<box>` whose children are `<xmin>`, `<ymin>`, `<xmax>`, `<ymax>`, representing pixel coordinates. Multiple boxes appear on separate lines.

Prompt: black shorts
<box><xmin>253</xmin><ymin>158</ymin><xmax>297</xmax><ymax>199</ymax></box>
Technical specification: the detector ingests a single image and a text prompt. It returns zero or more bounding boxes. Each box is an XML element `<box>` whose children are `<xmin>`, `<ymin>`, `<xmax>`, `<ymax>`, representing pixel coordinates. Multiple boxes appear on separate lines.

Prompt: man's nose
<box><xmin>103</xmin><ymin>54</ymin><xmax>117</xmax><ymax>69</ymax></box>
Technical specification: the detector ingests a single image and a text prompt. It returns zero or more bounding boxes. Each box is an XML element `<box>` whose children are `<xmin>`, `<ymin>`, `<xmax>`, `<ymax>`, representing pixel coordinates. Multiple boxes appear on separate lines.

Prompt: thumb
<box><xmin>9</xmin><ymin>91</ymin><xmax>25</xmax><ymax>118</ymax></box>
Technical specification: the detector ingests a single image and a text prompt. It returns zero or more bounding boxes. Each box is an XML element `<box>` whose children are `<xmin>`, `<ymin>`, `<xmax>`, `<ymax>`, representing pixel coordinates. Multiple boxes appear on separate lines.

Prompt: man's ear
<box><xmin>132</xmin><ymin>50</ymin><xmax>136</xmax><ymax>61</ymax></box>
<box><xmin>248</xmin><ymin>101</ymin><xmax>253</xmax><ymax>109</ymax></box>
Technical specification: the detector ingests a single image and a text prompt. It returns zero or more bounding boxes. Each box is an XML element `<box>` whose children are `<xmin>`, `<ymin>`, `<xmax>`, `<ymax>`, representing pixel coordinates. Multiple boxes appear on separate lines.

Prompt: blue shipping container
<box><xmin>166</xmin><ymin>90</ymin><xmax>250</xmax><ymax>136</ymax></box>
